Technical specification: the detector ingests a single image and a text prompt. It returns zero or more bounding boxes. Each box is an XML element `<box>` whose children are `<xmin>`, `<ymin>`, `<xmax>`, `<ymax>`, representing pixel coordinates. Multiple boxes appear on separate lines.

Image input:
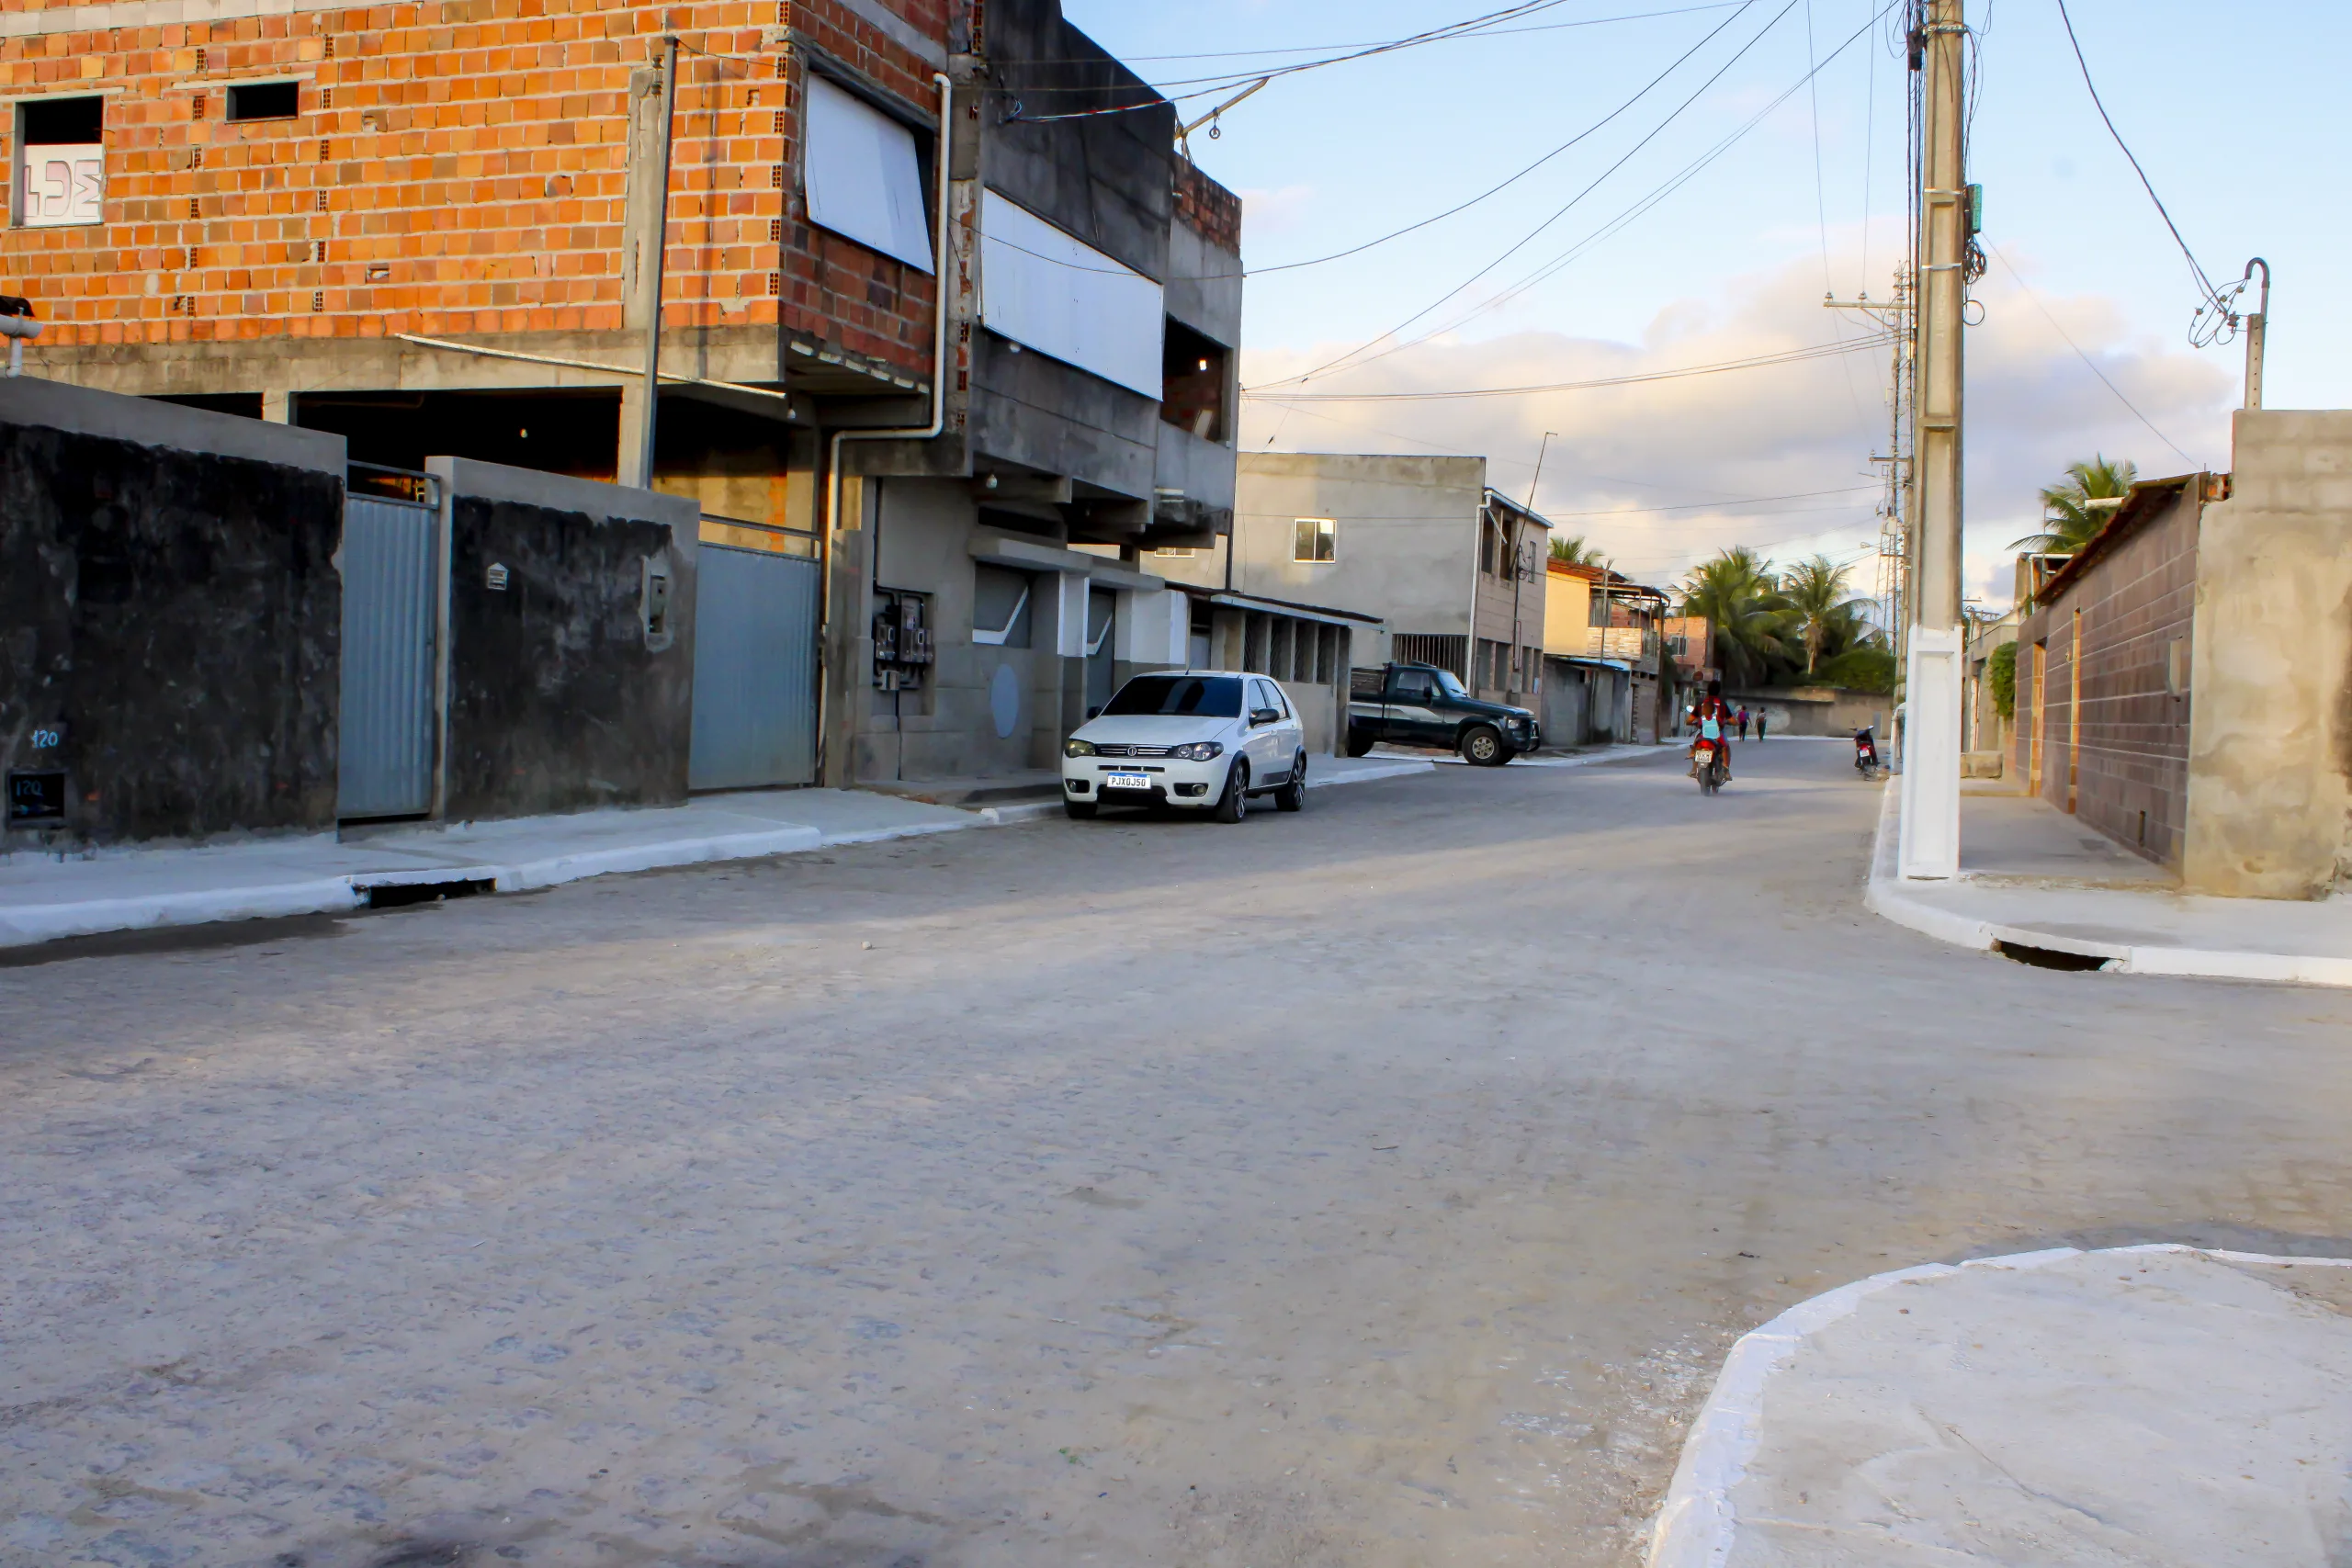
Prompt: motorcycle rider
<box><xmin>1689</xmin><ymin>681</ymin><xmax>1735</xmax><ymax>782</ymax></box>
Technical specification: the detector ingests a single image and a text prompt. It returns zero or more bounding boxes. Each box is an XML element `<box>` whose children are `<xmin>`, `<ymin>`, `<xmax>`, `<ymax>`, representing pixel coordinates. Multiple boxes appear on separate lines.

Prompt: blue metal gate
<box><xmin>689</xmin><ymin>541</ymin><xmax>820</xmax><ymax>790</ymax></box>
<box><xmin>337</xmin><ymin>468</ymin><xmax>440</xmax><ymax>819</ymax></box>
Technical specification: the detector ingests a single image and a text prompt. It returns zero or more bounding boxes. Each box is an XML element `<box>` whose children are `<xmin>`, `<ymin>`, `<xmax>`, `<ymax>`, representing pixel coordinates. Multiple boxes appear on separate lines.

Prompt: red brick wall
<box><xmin>1</xmin><ymin>0</ymin><xmax>945</xmax><ymax>378</ymax></box>
<box><xmin>2014</xmin><ymin>484</ymin><xmax>2201</xmax><ymax>867</ymax></box>
<box><xmin>1172</xmin><ymin>158</ymin><xmax>1238</xmax><ymax>254</ymax></box>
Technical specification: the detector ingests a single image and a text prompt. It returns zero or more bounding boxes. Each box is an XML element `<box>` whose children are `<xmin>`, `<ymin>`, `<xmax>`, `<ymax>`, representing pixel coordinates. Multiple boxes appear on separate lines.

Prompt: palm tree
<box><xmin>1780</xmin><ymin>555</ymin><xmax>1871</xmax><ymax>674</ymax></box>
<box><xmin>1679</xmin><ymin>547</ymin><xmax>1792</xmax><ymax>686</ymax></box>
<box><xmin>2009</xmin><ymin>456</ymin><xmax>2137</xmax><ymax>554</ymax></box>
<box><xmin>1549</xmin><ymin>535</ymin><xmax>1604</xmax><ymax>567</ymax></box>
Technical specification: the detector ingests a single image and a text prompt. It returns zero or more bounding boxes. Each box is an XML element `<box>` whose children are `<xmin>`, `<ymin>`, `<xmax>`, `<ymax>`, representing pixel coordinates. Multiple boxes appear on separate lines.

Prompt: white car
<box><xmin>1061</xmin><ymin>671</ymin><xmax>1308</xmax><ymax>823</ymax></box>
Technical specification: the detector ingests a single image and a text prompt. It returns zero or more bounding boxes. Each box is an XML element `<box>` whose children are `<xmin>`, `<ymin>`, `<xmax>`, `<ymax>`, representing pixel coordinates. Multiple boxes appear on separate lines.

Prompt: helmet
<box><xmin>1706</xmin><ymin>679</ymin><xmax>1722</xmax><ymax>697</ymax></box>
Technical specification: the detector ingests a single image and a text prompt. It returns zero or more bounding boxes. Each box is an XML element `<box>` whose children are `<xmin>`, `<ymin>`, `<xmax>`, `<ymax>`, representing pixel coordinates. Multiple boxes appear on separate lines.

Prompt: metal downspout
<box><xmin>815</xmin><ymin>71</ymin><xmax>956</xmax><ymax>785</ymax></box>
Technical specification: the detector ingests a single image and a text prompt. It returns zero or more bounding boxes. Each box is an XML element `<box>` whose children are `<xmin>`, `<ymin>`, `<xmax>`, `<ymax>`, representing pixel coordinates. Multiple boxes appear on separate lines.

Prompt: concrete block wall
<box><xmin>2184</xmin><ymin>412</ymin><xmax>2352</xmax><ymax>898</ymax></box>
<box><xmin>429</xmin><ymin>455</ymin><xmax>698</xmax><ymax>819</ymax></box>
<box><xmin>0</xmin><ymin>0</ymin><xmax>944</xmax><ymax>382</ymax></box>
<box><xmin>2016</xmin><ymin>483</ymin><xmax>2200</xmax><ymax>868</ymax></box>
<box><xmin>0</xmin><ymin>377</ymin><xmax>345</xmax><ymax>845</ymax></box>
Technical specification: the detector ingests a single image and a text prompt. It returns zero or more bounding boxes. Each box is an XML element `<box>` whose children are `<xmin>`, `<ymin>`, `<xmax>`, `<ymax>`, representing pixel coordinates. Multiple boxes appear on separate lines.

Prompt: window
<box><xmin>227</xmin><ymin>81</ymin><xmax>300</xmax><ymax>122</ymax></box>
<box><xmin>803</xmin><ymin>73</ymin><xmax>934</xmax><ymax>273</ymax></box>
<box><xmin>1250</xmin><ymin>679</ymin><xmax>1290</xmax><ymax>719</ymax></box>
<box><xmin>1160</xmin><ymin>318</ymin><xmax>1229</xmax><ymax>441</ymax></box>
<box><xmin>972</xmin><ymin>564</ymin><xmax>1034</xmax><ymax>648</ymax></box>
<box><xmin>979</xmin><ymin>188</ymin><xmax>1162</xmax><ymax>398</ymax></box>
<box><xmin>15</xmin><ymin>95</ymin><xmax>104</xmax><ymax>229</ymax></box>
<box><xmin>1394</xmin><ymin>670</ymin><xmax>1439</xmax><ymax>703</ymax></box>
<box><xmin>1103</xmin><ymin>674</ymin><xmax>1241</xmax><ymax>718</ymax></box>
<box><xmin>1481</xmin><ymin>520</ymin><xmax>1498</xmax><ymax>575</ymax></box>
<box><xmin>1293</xmin><ymin>517</ymin><xmax>1335</xmax><ymax>563</ymax></box>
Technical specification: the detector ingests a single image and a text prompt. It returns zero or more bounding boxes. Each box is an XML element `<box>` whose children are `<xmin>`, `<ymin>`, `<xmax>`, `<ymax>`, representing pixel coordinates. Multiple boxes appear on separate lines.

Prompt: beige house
<box><xmin>1154</xmin><ymin>452</ymin><xmax>1548</xmax><ymax>709</ymax></box>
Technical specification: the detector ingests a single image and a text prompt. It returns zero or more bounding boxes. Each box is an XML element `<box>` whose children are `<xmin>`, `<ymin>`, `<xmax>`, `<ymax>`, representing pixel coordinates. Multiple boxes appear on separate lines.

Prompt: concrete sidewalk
<box><xmin>1376</xmin><ymin>740</ymin><xmax>1673</xmax><ymax>769</ymax></box>
<box><xmin>1648</xmin><ymin>1245</ymin><xmax>2352</xmax><ymax>1567</ymax></box>
<box><xmin>1866</xmin><ymin>780</ymin><xmax>2352</xmax><ymax>987</ymax></box>
<box><xmin>0</xmin><ymin>755</ymin><xmax>1435</xmax><ymax>951</ymax></box>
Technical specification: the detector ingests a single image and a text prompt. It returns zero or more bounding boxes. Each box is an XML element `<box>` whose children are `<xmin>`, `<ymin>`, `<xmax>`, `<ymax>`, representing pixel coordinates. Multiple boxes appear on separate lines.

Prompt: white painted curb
<box><xmin>1645</xmin><ymin>1244</ymin><xmax>2352</xmax><ymax>1568</ymax></box>
<box><xmin>1860</xmin><ymin>775</ymin><xmax>2352</xmax><ymax>987</ymax></box>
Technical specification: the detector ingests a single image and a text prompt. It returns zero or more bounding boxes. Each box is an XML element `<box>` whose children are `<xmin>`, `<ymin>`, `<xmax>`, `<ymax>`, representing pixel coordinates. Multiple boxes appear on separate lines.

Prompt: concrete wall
<box><xmin>2185</xmin><ymin>413</ymin><xmax>2352</xmax><ymax>897</ymax></box>
<box><xmin>1</xmin><ymin>378</ymin><xmax>345</xmax><ymax>846</ymax></box>
<box><xmin>430</xmin><ymin>458</ymin><xmax>698</xmax><ymax>821</ymax></box>
<box><xmin>2016</xmin><ymin>481</ymin><xmax>2200</xmax><ymax>869</ymax></box>
<box><xmin>1729</xmin><ymin>688</ymin><xmax>1891</xmax><ymax>738</ymax></box>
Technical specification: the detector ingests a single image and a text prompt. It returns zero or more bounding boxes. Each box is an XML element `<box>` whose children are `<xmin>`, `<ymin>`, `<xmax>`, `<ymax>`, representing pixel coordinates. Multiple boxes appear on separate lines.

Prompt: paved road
<box><xmin>7</xmin><ymin>739</ymin><xmax>2352</xmax><ymax>1568</ymax></box>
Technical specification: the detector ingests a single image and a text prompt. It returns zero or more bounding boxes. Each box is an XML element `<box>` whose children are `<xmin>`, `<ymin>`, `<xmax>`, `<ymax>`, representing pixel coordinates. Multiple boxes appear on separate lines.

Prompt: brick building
<box><xmin>6</xmin><ymin>0</ymin><xmax>1242</xmax><ymax>790</ymax></box>
<box><xmin>2012</xmin><ymin>473</ymin><xmax>2210</xmax><ymax>869</ymax></box>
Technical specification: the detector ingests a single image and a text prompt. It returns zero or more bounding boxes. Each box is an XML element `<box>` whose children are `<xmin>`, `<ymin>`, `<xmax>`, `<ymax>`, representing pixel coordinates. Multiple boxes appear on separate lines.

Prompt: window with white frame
<box><xmin>1293</xmin><ymin>517</ymin><xmax>1335</xmax><ymax>563</ymax></box>
<box><xmin>16</xmin><ymin>95</ymin><xmax>104</xmax><ymax>228</ymax></box>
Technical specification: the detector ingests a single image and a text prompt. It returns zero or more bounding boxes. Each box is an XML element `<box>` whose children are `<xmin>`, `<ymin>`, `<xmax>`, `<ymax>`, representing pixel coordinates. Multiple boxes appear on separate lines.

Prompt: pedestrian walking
<box><xmin>1736</xmin><ymin>705</ymin><xmax>1750</xmax><ymax>741</ymax></box>
<box><xmin>1757</xmin><ymin>709</ymin><xmax>1769</xmax><ymax>741</ymax></box>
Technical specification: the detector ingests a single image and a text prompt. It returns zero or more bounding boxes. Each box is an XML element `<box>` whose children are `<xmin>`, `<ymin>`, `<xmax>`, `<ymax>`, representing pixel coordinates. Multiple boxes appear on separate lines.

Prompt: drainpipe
<box><xmin>0</xmin><ymin>299</ymin><xmax>39</xmax><ymax>377</ymax></box>
<box><xmin>1465</xmin><ymin>502</ymin><xmax>1485</xmax><ymax>691</ymax></box>
<box><xmin>816</xmin><ymin>71</ymin><xmax>956</xmax><ymax>785</ymax></box>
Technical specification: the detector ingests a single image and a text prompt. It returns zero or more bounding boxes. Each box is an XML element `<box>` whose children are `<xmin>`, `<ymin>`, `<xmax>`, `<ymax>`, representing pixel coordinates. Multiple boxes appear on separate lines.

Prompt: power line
<box><xmin>2051</xmin><ymin>0</ymin><xmax>2219</xmax><ymax>308</ymax></box>
<box><xmin>1010</xmin><ymin>3</ymin><xmax>1745</xmax><ymax>66</ymax></box>
<box><xmin>1256</xmin><ymin>0</ymin><xmax>1802</xmax><ymax>389</ymax></box>
<box><xmin>1256</xmin><ymin>0</ymin><xmax>1894</xmax><ymax>389</ymax></box>
<box><xmin>1984</xmin><ymin>243</ymin><xmax>2198</xmax><ymax>467</ymax></box>
<box><xmin>1367</xmin><ymin>0</ymin><xmax>1897</xmax><ymax>360</ymax></box>
<box><xmin>998</xmin><ymin>0</ymin><xmax>1585</xmax><ymax>120</ymax></box>
<box><xmin>1243</xmin><ymin>333</ymin><xmax>1894</xmax><ymax>401</ymax></box>
<box><xmin>1242</xmin><ymin>1</ymin><xmax>1762</xmax><ymax>277</ymax></box>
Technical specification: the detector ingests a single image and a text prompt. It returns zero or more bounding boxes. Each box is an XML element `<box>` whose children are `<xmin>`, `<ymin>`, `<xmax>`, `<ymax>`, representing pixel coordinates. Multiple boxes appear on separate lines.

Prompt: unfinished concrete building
<box><xmin>4</xmin><ymin>0</ymin><xmax>1240</xmax><ymax>793</ymax></box>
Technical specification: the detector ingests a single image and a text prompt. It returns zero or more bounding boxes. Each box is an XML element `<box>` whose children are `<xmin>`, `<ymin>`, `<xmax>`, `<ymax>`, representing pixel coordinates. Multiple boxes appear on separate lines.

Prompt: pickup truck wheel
<box><xmin>1274</xmin><ymin>751</ymin><xmax>1306</xmax><ymax>812</ymax></box>
<box><xmin>1344</xmin><ymin>729</ymin><xmax>1375</xmax><ymax>758</ymax></box>
<box><xmin>1215</xmin><ymin>758</ymin><xmax>1250</xmax><ymax>823</ymax></box>
<box><xmin>1460</xmin><ymin>725</ymin><xmax>1513</xmax><ymax>766</ymax></box>
<box><xmin>1064</xmin><ymin>799</ymin><xmax>1098</xmax><ymax>820</ymax></box>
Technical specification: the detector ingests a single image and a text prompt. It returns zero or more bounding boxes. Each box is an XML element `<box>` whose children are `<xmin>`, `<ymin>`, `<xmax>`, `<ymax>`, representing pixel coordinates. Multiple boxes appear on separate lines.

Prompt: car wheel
<box><xmin>1460</xmin><ymin>725</ymin><xmax>1512</xmax><ymax>766</ymax></box>
<box><xmin>1274</xmin><ymin>751</ymin><xmax>1306</xmax><ymax>812</ymax></box>
<box><xmin>1344</xmin><ymin>729</ymin><xmax>1375</xmax><ymax>758</ymax></box>
<box><xmin>1215</xmin><ymin>758</ymin><xmax>1250</xmax><ymax>823</ymax></box>
<box><xmin>1064</xmin><ymin>799</ymin><xmax>1098</xmax><ymax>819</ymax></box>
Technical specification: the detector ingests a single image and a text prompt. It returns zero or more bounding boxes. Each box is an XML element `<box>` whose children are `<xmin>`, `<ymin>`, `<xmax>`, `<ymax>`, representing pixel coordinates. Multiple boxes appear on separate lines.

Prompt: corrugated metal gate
<box><xmin>689</xmin><ymin>539</ymin><xmax>820</xmax><ymax>790</ymax></box>
<box><xmin>337</xmin><ymin>466</ymin><xmax>441</xmax><ymax>819</ymax></box>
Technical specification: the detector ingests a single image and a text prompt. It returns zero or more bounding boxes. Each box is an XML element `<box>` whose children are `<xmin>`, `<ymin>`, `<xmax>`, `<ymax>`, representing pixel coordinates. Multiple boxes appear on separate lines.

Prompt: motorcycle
<box><xmin>1693</xmin><ymin>739</ymin><xmax>1729</xmax><ymax>795</ymax></box>
<box><xmin>1854</xmin><ymin>728</ymin><xmax>1881</xmax><ymax>781</ymax></box>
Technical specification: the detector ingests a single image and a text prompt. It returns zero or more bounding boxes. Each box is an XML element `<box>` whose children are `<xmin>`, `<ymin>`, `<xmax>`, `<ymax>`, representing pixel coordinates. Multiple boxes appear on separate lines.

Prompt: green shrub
<box><xmin>1804</xmin><ymin>646</ymin><xmax>1897</xmax><ymax>694</ymax></box>
<box><xmin>1986</xmin><ymin>640</ymin><xmax>2018</xmax><ymax>719</ymax></box>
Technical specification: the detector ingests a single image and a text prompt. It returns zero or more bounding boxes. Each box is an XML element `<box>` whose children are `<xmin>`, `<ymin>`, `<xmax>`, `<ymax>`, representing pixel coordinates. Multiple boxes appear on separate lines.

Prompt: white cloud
<box><xmin>1240</xmin><ymin>246</ymin><xmax>2234</xmax><ymax>609</ymax></box>
<box><xmin>1238</xmin><ymin>184</ymin><xmax>1316</xmax><ymax>239</ymax></box>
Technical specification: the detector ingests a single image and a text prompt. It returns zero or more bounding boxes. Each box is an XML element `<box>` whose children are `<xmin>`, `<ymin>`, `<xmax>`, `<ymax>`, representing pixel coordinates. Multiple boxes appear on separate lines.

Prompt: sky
<box><xmin>1058</xmin><ymin>0</ymin><xmax>2351</xmax><ymax>610</ymax></box>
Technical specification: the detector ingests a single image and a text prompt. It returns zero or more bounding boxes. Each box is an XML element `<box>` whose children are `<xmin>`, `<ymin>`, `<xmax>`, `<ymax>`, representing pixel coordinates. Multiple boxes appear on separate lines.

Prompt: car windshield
<box><xmin>1102</xmin><ymin>674</ymin><xmax>1243</xmax><ymax>718</ymax></box>
<box><xmin>1433</xmin><ymin>669</ymin><xmax>1469</xmax><ymax>698</ymax></box>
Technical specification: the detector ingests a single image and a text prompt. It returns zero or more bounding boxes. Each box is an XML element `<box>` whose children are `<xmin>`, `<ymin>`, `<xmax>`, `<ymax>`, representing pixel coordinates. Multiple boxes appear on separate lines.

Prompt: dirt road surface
<box><xmin>6</xmin><ymin>740</ymin><xmax>2350</xmax><ymax>1567</ymax></box>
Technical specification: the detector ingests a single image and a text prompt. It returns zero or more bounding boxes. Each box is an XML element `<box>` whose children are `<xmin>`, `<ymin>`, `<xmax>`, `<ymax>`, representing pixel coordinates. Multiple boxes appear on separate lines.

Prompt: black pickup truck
<box><xmin>1346</xmin><ymin>662</ymin><xmax>1539</xmax><ymax>765</ymax></box>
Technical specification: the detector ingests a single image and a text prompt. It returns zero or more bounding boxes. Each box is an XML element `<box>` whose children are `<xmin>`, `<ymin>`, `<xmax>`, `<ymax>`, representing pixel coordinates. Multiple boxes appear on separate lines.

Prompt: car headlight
<box><xmin>1170</xmin><ymin>741</ymin><xmax>1224</xmax><ymax>761</ymax></box>
<box><xmin>1065</xmin><ymin>738</ymin><xmax>1097</xmax><ymax>758</ymax></box>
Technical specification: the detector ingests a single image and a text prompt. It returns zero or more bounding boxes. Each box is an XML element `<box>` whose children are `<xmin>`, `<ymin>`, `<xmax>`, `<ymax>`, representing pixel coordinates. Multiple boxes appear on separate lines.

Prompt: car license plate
<box><xmin>1102</xmin><ymin>772</ymin><xmax>1151</xmax><ymax>790</ymax></box>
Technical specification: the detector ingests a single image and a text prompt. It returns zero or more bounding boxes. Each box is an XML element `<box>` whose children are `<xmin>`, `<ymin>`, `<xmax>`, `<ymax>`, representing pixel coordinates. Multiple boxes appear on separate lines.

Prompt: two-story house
<box><xmin>3</xmin><ymin>0</ymin><xmax>1241</xmax><ymax>791</ymax></box>
<box><xmin>1157</xmin><ymin>451</ymin><xmax>1550</xmax><ymax>710</ymax></box>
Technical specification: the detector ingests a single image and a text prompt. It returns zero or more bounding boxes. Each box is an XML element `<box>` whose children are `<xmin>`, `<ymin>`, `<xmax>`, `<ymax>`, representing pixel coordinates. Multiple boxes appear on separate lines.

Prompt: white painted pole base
<box><xmin>1898</xmin><ymin>624</ymin><xmax>1962</xmax><ymax>879</ymax></box>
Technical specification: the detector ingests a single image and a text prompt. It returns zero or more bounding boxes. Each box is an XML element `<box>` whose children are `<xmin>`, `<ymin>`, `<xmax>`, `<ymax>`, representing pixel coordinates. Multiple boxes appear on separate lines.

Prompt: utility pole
<box><xmin>1825</xmin><ymin>275</ymin><xmax>1915</xmax><ymax>682</ymax></box>
<box><xmin>626</xmin><ymin>35</ymin><xmax>679</xmax><ymax>491</ymax></box>
<box><xmin>2240</xmin><ymin>257</ymin><xmax>2270</xmax><ymax>410</ymax></box>
<box><xmin>1898</xmin><ymin>0</ymin><xmax>1967</xmax><ymax>880</ymax></box>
